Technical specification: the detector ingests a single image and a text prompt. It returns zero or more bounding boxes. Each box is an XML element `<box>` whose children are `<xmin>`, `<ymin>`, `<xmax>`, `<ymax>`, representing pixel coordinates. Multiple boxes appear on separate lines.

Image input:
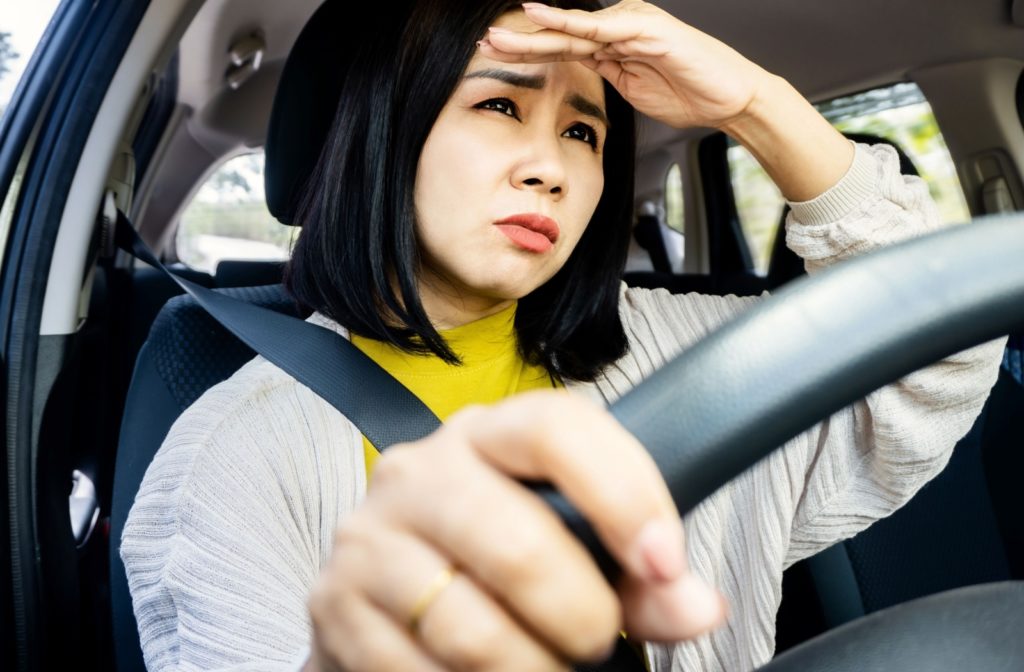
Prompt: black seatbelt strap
<box><xmin>113</xmin><ymin>208</ymin><xmax>647</xmax><ymax>672</ymax></box>
<box><xmin>113</xmin><ymin>208</ymin><xmax>442</xmax><ymax>449</ymax></box>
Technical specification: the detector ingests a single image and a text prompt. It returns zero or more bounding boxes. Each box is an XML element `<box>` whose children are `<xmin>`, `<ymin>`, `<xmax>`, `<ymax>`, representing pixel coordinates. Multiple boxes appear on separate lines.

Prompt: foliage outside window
<box><xmin>0</xmin><ymin>2</ymin><xmax>61</xmax><ymax>120</ymax></box>
<box><xmin>727</xmin><ymin>82</ymin><xmax>970</xmax><ymax>276</ymax></box>
<box><xmin>727</xmin><ymin>143</ymin><xmax>782</xmax><ymax>275</ymax></box>
<box><xmin>664</xmin><ymin>163</ymin><xmax>684</xmax><ymax>233</ymax></box>
<box><xmin>177</xmin><ymin>152</ymin><xmax>295</xmax><ymax>274</ymax></box>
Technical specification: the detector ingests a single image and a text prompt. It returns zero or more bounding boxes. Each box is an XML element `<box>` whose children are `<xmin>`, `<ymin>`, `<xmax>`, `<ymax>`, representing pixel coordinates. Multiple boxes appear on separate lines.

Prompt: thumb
<box><xmin>618</xmin><ymin>571</ymin><xmax>728</xmax><ymax>642</ymax></box>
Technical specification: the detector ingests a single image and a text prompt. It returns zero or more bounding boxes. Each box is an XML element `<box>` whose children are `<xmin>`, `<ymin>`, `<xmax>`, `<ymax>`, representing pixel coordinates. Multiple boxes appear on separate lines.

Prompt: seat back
<box><xmin>776</xmin><ymin>337</ymin><xmax>1024</xmax><ymax>652</ymax></box>
<box><xmin>109</xmin><ymin>284</ymin><xmax>299</xmax><ymax>672</ymax></box>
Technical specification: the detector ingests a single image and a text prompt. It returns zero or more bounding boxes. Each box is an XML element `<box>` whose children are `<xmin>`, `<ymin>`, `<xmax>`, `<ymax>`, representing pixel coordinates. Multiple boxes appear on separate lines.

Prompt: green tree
<box><xmin>0</xmin><ymin>32</ymin><xmax>19</xmax><ymax>81</ymax></box>
<box><xmin>212</xmin><ymin>168</ymin><xmax>252</xmax><ymax>196</ymax></box>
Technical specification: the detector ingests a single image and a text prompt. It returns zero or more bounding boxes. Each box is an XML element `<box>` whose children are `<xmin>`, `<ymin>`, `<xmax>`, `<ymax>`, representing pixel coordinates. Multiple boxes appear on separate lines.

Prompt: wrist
<box><xmin>716</xmin><ymin>72</ymin><xmax>792</xmax><ymax>142</ymax></box>
<box><xmin>714</xmin><ymin>74</ymin><xmax>855</xmax><ymax>202</ymax></box>
<box><xmin>716</xmin><ymin>72</ymin><xmax>794</xmax><ymax>143</ymax></box>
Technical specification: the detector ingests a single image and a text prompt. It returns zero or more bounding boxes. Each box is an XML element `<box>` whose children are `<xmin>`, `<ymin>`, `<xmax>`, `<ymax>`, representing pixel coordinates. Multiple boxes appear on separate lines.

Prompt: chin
<box><xmin>466</xmin><ymin>260</ymin><xmax>561</xmax><ymax>300</ymax></box>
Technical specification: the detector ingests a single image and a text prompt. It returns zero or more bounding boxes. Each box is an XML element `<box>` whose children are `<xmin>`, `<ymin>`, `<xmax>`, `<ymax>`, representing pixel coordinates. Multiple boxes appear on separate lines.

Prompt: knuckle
<box><xmin>565</xmin><ymin>596</ymin><xmax>622</xmax><ymax>661</ymax></box>
<box><xmin>369</xmin><ymin>444</ymin><xmax>418</xmax><ymax>488</ymax></box>
<box><xmin>438</xmin><ymin>613</ymin><xmax>504</xmax><ymax>670</ymax></box>
<box><xmin>447</xmin><ymin>403</ymin><xmax>488</xmax><ymax>427</ymax></box>
<box><xmin>307</xmin><ymin>572</ymin><xmax>350</xmax><ymax>630</ymax></box>
<box><xmin>488</xmin><ymin>524</ymin><xmax>549</xmax><ymax>585</ymax></box>
<box><xmin>349</xmin><ymin>639</ymin><xmax>405</xmax><ymax>672</ymax></box>
<box><xmin>333</xmin><ymin>513</ymin><xmax>370</xmax><ymax>548</ymax></box>
<box><xmin>306</xmin><ymin>581</ymin><xmax>331</xmax><ymax>625</ymax></box>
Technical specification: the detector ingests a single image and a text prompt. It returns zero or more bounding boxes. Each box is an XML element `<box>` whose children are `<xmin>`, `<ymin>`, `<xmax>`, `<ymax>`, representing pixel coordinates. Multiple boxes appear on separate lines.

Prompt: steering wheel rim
<box><xmin>537</xmin><ymin>214</ymin><xmax>1024</xmax><ymax>670</ymax></box>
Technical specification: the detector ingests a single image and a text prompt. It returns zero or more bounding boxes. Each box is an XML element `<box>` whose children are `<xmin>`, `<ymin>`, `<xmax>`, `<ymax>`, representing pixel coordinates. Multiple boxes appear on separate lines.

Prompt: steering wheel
<box><xmin>536</xmin><ymin>215</ymin><xmax>1024</xmax><ymax>670</ymax></box>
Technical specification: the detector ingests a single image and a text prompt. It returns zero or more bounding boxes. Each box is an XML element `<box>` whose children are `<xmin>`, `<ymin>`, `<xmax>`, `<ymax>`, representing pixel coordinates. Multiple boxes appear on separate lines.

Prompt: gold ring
<box><xmin>408</xmin><ymin>566</ymin><xmax>457</xmax><ymax>632</ymax></box>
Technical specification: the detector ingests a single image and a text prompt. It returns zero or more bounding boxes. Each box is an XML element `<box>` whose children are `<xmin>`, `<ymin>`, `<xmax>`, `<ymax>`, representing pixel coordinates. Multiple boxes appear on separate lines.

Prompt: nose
<box><xmin>510</xmin><ymin>130</ymin><xmax>567</xmax><ymax>197</ymax></box>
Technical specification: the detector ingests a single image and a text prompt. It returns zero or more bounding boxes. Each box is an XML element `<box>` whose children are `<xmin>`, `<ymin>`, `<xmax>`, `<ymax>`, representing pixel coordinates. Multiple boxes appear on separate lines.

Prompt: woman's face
<box><xmin>413</xmin><ymin>9</ymin><xmax>608</xmax><ymax>323</ymax></box>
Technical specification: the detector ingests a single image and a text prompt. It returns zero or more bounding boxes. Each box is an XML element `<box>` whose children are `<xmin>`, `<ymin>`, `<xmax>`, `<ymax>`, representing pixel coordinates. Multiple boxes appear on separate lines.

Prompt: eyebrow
<box><xmin>464</xmin><ymin>68</ymin><xmax>610</xmax><ymax>129</ymax></box>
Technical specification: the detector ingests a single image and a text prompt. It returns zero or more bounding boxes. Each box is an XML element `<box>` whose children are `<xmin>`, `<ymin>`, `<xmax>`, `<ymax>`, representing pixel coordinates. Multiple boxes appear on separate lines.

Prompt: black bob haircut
<box><xmin>284</xmin><ymin>0</ymin><xmax>636</xmax><ymax>382</ymax></box>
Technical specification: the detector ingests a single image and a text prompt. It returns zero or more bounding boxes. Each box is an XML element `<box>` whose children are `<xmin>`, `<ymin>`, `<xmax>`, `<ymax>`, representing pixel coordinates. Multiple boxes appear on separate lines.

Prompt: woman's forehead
<box><xmin>463</xmin><ymin>9</ymin><xmax>606</xmax><ymax>101</ymax></box>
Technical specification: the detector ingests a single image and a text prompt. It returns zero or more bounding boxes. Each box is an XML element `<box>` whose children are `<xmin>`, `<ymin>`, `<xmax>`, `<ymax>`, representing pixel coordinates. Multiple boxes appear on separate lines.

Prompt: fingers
<box><xmin>328</xmin><ymin>512</ymin><xmax>575</xmax><ymax>671</ymax></box>
<box><xmin>312</xmin><ymin>390</ymin><xmax>728</xmax><ymax>672</ymax></box>
<box><xmin>418</xmin><ymin>572</ymin><xmax>572</xmax><ymax>672</ymax></box>
<box><xmin>480</xmin><ymin>27</ymin><xmax>603</xmax><ymax>63</ymax></box>
<box><xmin>309</xmin><ymin>531</ymin><xmax>446</xmax><ymax>672</ymax></box>
<box><xmin>450</xmin><ymin>393</ymin><xmax>682</xmax><ymax>583</ymax></box>
<box><xmin>618</xmin><ymin>572</ymin><xmax>728</xmax><ymax>642</ymax></box>
<box><xmin>519</xmin><ymin>1</ymin><xmax>651</xmax><ymax>45</ymax></box>
<box><xmin>368</xmin><ymin>434</ymin><xmax>623</xmax><ymax>661</ymax></box>
<box><xmin>482</xmin><ymin>2</ymin><xmax>675</xmax><ymax>65</ymax></box>
<box><xmin>448</xmin><ymin>392</ymin><xmax>726</xmax><ymax>640</ymax></box>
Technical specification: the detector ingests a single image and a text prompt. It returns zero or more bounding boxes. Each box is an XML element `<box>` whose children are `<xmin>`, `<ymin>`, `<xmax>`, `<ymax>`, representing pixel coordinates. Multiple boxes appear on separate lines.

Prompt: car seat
<box><xmin>108</xmin><ymin>0</ymin><xmax>354</xmax><ymax>668</ymax></box>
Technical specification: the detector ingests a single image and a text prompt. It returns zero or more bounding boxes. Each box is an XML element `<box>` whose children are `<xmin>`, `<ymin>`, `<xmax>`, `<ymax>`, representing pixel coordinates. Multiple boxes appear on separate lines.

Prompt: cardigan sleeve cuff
<box><xmin>786</xmin><ymin>140</ymin><xmax>878</xmax><ymax>226</ymax></box>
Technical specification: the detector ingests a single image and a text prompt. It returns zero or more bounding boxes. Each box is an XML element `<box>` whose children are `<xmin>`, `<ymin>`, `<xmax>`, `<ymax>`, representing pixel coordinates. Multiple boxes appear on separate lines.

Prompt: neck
<box><xmin>414</xmin><ymin>272</ymin><xmax>515</xmax><ymax>331</ymax></box>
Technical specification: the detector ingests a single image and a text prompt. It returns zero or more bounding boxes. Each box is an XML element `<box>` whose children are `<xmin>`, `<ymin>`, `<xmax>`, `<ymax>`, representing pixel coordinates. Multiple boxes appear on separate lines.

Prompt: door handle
<box><xmin>69</xmin><ymin>469</ymin><xmax>100</xmax><ymax>548</ymax></box>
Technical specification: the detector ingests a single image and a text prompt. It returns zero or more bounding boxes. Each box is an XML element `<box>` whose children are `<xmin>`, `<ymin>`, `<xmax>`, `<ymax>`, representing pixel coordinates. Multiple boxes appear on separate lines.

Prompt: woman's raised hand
<box><xmin>307</xmin><ymin>391</ymin><xmax>725</xmax><ymax>671</ymax></box>
<box><xmin>479</xmin><ymin>0</ymin><xmax>770</xmax><ymax>131</ymax></box>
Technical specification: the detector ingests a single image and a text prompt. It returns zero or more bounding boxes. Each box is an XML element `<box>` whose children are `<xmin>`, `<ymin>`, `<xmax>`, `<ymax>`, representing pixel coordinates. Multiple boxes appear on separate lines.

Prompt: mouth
<box><xmin>493</xmin><ymin>214</ymin><xmax>561</xmax><ymax>253</ymax></box>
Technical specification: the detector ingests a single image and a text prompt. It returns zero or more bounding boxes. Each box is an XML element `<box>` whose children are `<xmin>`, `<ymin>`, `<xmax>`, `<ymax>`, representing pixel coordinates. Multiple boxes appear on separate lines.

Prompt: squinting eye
<box><xmin>565</xmin><ymin>123</ymin><xmax>599</xmax><ymax>150</ymax></box>
<box><xmin>475</xmin><ymin>98</ymin><xmax>519</xmax><ymax>119</ymax></box>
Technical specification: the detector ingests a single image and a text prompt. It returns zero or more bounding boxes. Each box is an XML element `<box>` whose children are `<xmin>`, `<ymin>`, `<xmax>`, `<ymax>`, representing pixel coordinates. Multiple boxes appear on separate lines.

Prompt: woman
<box><xmin>122</xmin><ymin>1</ymin><xmax>1005</xmax><ymax>670</ymax></box>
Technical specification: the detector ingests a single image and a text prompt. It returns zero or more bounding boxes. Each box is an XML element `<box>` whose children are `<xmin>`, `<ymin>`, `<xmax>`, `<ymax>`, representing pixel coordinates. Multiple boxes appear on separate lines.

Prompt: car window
<box><xmin>0</xmin><ymin>2</ymin><xmax>61</xmax><ymax>120</ymax></box>
<box><xmin>664</xmin><ymin>162</ymin><xmax>684</xmax><ymax>234</ymax></box>
<box><xmin>727</xmin><ymin>82</ymin><xmax>971</xmax><ymax>275</ymax></box>
<box><xmin>176</xmin><ymin>151</ymin><xmax>294</xmax><ymax>274</ymax></box>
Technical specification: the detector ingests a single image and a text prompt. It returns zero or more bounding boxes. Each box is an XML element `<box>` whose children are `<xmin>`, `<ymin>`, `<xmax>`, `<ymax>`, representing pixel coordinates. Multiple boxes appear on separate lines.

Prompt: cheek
<box><xmin>414</xmin><ymin>128</ymin><xmax>496</xmax><ymax>237</ymax></box>
<box><xmin>563</xmin><ymin>168</ymin><xmax>605</xmax><ymax>249</ymax></box>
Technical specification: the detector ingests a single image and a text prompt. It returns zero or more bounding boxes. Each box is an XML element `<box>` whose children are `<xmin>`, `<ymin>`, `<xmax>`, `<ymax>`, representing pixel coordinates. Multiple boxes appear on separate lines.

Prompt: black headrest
<box><xmin>843</xmin><ymin>132</ymin><xmax>920</xmax><ymax>177</ymax></box>
<box><xmin>264</xmin><ymin>0</ymin><xmax>347</xmax><ymax>226</ymax></box>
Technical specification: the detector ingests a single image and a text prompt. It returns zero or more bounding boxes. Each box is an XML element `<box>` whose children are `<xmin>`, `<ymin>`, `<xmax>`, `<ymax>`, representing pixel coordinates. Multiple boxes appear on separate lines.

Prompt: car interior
<box><xmin>2</xmin><ymin>0</ymin><xmax>1023</xmax><ymax>670</ymax></box>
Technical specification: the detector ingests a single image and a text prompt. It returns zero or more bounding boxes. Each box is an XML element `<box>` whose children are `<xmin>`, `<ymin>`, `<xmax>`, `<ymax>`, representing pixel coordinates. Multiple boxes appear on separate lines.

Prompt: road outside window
<box><xmin>176</xmin><ymin>152</ymin><xmax>295</xmax><ymax>274</ymax></box>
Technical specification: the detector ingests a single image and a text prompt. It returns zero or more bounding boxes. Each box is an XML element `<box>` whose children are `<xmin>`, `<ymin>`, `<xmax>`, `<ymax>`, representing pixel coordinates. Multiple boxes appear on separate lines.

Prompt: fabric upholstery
<box><xmin>110</xmin><ymin>284</ymin><xmax>299</xmax><ymax>672</ymax></box>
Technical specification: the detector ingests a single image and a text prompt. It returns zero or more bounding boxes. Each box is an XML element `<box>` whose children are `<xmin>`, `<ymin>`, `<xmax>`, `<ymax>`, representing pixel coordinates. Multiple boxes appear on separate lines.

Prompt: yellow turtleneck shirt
<box><xmin>350</xmin><ymin>302</ymin><xmax>559</xmax><ymax>480</ymax></box>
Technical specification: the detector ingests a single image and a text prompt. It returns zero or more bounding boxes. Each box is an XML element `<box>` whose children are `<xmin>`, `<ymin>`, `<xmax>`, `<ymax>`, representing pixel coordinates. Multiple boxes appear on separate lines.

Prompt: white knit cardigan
<box><xmin>122</xmin><ymin>142</ymin><xmax>1006</xmax><ymax>672</ymax></box>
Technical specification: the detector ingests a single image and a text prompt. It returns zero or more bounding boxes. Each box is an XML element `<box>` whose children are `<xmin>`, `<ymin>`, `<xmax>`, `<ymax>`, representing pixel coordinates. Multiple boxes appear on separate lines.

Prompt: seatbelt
<box><xmin>113</xmin><ymin>208</ymin><xmax>442</xmax><ymax>450</ymax></box>
<box><xmin>112</xmin><ymin>206</ymin><xmax>648</xmax><ymax>672</ymax></box>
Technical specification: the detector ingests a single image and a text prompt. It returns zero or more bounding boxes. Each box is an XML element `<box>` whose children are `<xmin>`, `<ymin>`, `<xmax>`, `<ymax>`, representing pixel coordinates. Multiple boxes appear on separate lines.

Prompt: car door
<box><xmin>0</xmin><ymin>1</ymin><xmax>152</xmax><ymax>669</ymax></box>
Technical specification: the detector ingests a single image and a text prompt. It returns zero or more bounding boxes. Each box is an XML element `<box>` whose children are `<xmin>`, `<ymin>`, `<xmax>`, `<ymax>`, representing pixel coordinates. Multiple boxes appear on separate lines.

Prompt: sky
<box><xmin>0</xmin><ymin>0</ymin><xmax>62</xmax><ymax>109</ymax></box>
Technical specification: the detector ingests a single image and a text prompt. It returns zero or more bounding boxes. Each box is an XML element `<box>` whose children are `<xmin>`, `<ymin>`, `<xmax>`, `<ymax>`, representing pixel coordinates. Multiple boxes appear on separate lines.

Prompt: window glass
<box><xmin>664</xmin><ymin>163</ymin><xmax>684</xmax><ymax>233</ymax></box>
<box><xmin>176</xmin><ymin>152</ymin><xmax>294</xmax><ymax>274</ymax></box>
<box><xmin>727</xmin><ymin>82</ymin><xmax>969</xmax><ymax>276</ymax></box>
<box><xmin>727</xmin><ymin>141</ymin><xmax>783</xmax><ymax>275</ymax></box>
<box><xmin>0</xmin><ymin>2</ymin><xmax>61</xmax><ymax>120</ymax></box>
<box><xmin>822</xmin><ymin>83</ymin><xmax>970</xmax><ymax>226</ymax></box>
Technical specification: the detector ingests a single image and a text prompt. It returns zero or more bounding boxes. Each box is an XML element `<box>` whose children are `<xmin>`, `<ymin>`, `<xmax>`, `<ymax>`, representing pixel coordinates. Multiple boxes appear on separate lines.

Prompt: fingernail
<box><xmin>488</xmin><ymin>26</ymin><xmax>515</xmax><ymax>34</ymax></box>
<box><xmin>522</xmin><ymin>2</ymin><xmax>553</xmax><ymax>10</ymax></box>
<box><xmin>630</xmin><ymin>518</ymin><xmax>686</xmax><ymax>582</ymax></box>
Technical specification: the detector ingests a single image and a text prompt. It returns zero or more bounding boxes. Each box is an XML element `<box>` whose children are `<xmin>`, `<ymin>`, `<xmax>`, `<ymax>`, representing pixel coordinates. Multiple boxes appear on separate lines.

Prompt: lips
<box><xmin>493</xmin><ymin>214</ymin><xmax>561</xmax><ymax>253</ymax></box>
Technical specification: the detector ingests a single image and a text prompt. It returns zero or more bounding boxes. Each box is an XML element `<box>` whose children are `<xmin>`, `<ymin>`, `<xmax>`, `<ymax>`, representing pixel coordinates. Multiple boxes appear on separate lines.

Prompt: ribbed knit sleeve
<box><xmin>778</xmin><ymin>143</ymin><xmax>1006</xmax><ymax>564</ymax></box>
<box><xmin>595</xmin><ymin>142</ymin><xmax>1005</xmax><ymax>671</ymax></box>
<box><xmin>120</xmin><ymin>358</ymin><xmax>366</xmax><ymax>671</ymax></box>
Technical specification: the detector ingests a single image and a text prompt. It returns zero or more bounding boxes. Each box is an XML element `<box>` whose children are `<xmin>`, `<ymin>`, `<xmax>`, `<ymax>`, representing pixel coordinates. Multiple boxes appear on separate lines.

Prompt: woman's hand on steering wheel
<box><xmin>479</xmin><ymin>0</ymin><xmax>770</xmax><ymax>131</ymax></box>
<box><xmin>307</xmin><ymin>391</ymin><xmax>725</xmax><ymax>671</ymax></box>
